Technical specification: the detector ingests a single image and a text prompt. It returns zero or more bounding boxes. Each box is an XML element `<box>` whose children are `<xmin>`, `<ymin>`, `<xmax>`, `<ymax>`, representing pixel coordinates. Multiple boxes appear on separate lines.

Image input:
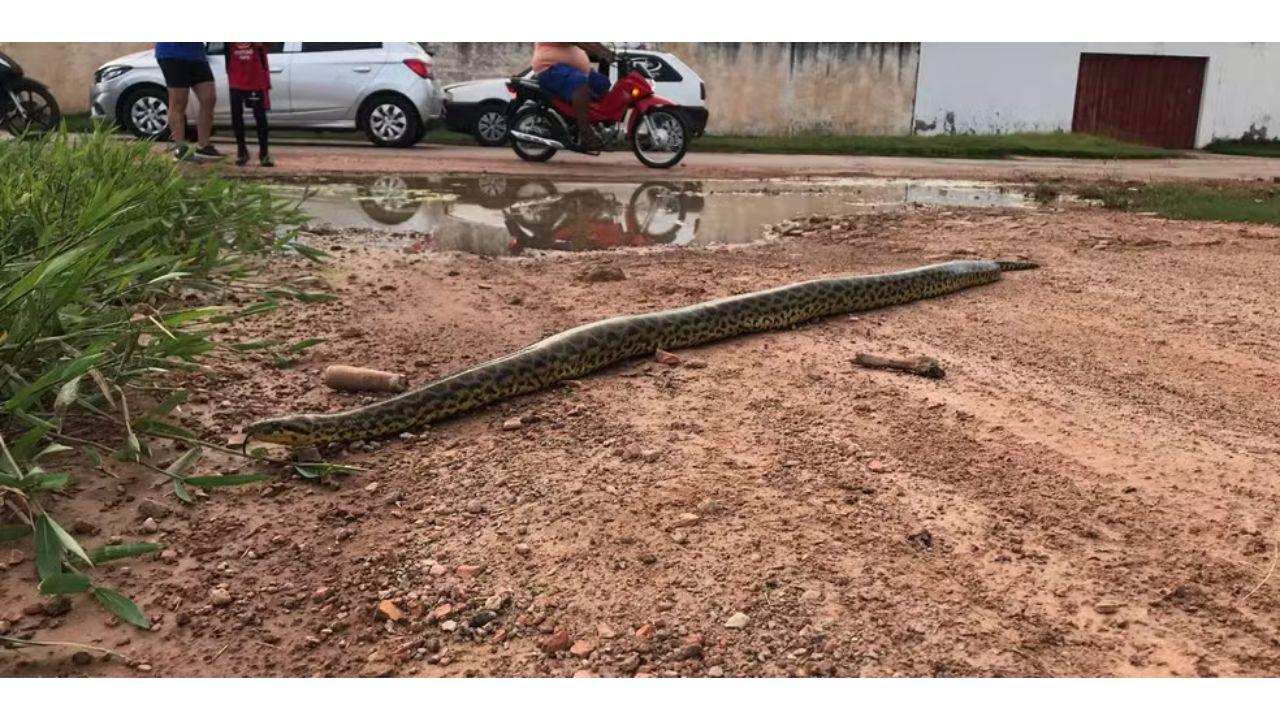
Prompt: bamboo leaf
<box><xmin>182</xmin><ymin>474</ymin><xmax>268</xmax><ymax>488</ymax></box>
<box><xmin>164</xmin><ymin>447</ymin><xmax>202</xmax><ymax>477</ymax></box>
<box><xmin>172</xmin><ymin>477</ymin><xmax>194</xmax><ymax>504</ymax></box>
<box><xmin>33</xmin><ymin>514</ymin><xmax>63</xmax><ymax>580</ymax></box>
<box><xmin>45</xmin><ymin>514</ymin><xmax>93</xmax><ymax>567</ymax></box>
<box><xmin>88</xmin><ymin>543</ymin><xmax>162</xmax><ymax>564</ymax></box>
<box><xmin>91</xmin><ymin>586</ymin><xmax>150</xmax><ymax>629</ymax></box>
<box><xmin>287</xmin><ymin>338</ymin><xmax>325</xmax><ymax>353</ymax></box>
<box><xmin>0</xmin><ymin>524</ymin><xmax>32</xmax><ymax>542</ymax></box>
<box><xmin>40</xmin><ymin>573</ymin><xmax>92</xmax><ymax>595</ymax></box>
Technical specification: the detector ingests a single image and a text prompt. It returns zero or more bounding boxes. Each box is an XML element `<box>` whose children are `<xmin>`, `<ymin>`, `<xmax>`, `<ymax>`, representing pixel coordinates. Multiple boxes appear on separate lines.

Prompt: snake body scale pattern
<box><xmin>245</xmin><ymin>259</ymin><xmax>1036</xmax><ymax>447</ymax></box>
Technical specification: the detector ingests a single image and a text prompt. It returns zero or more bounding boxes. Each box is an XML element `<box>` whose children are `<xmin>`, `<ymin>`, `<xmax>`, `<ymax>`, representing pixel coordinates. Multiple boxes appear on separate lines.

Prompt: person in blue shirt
<box><xmin>154</xmin><ymin>42</ymin><xmax>220</xmax><ymax>161</ymax></box>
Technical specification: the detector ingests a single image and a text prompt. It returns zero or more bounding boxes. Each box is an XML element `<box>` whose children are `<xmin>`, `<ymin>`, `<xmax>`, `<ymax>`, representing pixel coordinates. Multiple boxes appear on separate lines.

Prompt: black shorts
<box><xmin>158</xmin><ymin>58</ymin><xmax>214</xmax><ymax>88</ymax></box>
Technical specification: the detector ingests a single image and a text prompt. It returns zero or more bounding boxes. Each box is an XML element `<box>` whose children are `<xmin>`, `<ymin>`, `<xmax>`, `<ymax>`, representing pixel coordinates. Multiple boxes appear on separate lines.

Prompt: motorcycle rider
<box><xmin>531</xmin><ymin>42</ymin><xmax>615</xmax><ymax>150</ymax></box>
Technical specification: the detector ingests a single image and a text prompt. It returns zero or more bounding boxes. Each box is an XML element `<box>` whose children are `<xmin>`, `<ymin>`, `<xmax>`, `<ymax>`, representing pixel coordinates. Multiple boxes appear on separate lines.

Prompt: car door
<box><xmin>204</xmin><ymin>43</ymin><xmax>291</xmax><ymax>123</ymax></box>
<box><xmin>287</xmin><ymin>42</ymin><xmax>389</xmax><ymax>124</ymax></box>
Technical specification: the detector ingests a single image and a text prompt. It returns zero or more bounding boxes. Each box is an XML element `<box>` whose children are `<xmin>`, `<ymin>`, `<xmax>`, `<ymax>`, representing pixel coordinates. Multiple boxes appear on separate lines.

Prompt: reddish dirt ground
<box><xmin>220</xmin><ymin>141</ymin><xmax>1280</xmax><ymax>184</ymax></box>
<box><xmin>3</xmin><ymin>203</ymin><xmax>1280</xmax><ymax>677</ymax></box>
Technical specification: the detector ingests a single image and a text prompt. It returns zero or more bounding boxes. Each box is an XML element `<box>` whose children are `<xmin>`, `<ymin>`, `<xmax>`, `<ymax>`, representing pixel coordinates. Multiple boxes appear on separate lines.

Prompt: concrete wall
<box><xmin>0</xmin><ymin>42</ymin><xmax>152</xmax><ymax>113</ymax></box>
<box><xmin>914</xmin><ymin>42</ymin><xmax>1280</xmax><ymax>147</ymax></box>
<box><xmin>429</xmin><ymin>42</ymin><xmax>533</xmax><ymax>85</ymax></box>
<box><xmin>658</xmin><ymin>42</ymin><xmax>918</xmax><ymax>136</ymax></box>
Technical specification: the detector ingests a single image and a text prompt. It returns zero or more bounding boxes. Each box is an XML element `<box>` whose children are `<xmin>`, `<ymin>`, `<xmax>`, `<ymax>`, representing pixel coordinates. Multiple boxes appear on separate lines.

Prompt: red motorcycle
<box><xmin>505</xmin><ymin>54</ymin><xmax>690</xmax><ymax>169</ymax></box>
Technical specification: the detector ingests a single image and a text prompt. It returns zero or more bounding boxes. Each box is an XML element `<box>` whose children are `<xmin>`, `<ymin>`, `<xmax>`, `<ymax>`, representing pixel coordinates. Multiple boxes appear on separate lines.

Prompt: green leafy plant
<box><xmin>0</xmin><ymin>127</ymin><xmax>336</xmax><ymax>632</ymax></box>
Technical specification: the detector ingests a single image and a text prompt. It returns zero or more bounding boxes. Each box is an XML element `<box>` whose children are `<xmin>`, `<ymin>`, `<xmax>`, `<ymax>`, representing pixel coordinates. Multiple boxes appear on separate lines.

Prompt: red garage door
<box><xmin>1072</xmin><ymin>53</ymin><xmax>1207</xmax><ymax>149</ymax></box>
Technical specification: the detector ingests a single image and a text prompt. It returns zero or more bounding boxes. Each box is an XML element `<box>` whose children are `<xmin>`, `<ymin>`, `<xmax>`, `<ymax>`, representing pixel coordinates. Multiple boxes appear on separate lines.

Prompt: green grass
<box><xmin>1203</xmin><ymin>138</ymin><xmax>1280</xmax><ymax>158</ymax></box>
<box><xmin>0</xmin><ymin>127</ymin><xmax>330</xmax><ymax>635</ymax></box>
<box><xmin>692</xmin><ymin>132</ymin><xmax>1179</xmax><ymax>160</ymax></box>
<box><xmin>1078</xmin><ymin>182</ymin><xmax>1280</xmax><ymax>225</ymax></box>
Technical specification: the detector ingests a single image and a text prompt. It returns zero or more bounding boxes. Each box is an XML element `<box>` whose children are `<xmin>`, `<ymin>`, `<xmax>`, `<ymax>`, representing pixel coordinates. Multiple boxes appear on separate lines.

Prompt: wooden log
<box><xmin>852</xmin><ymin>353</ymin><xmax>945</xmax><ymax>379</ymax></box>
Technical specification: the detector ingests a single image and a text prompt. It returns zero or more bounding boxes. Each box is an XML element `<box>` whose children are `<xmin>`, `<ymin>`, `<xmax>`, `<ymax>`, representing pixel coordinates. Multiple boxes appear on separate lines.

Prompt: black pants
<box><xmin>229</xmin><ymin>89</ymin><xmax>269</xmax><ymax>157</ymax></box>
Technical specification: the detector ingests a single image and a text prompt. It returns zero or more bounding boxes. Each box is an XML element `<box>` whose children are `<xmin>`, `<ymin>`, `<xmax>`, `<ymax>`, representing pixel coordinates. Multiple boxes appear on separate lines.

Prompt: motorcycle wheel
<box><xmin>630</xmin><ymin>108</ymin><xmax>689</xmax><ymax>170</ymax></box>
<box><xmin>2</xmin><ymin>79</ymin><xmax>61</xmax><ymax>137</ymax></box>
<box><xmin>509</xmin><ymin>107</ymin><xmax>558</xmax><ymax>163</ymax></box>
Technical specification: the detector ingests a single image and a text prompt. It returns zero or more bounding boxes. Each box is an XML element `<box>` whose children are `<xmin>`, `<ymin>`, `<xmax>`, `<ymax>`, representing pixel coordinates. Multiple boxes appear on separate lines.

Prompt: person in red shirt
<box><xmin>224</xmin><ymin>42</ymin><xmax>273</xmax><ymax>167</ymax></box>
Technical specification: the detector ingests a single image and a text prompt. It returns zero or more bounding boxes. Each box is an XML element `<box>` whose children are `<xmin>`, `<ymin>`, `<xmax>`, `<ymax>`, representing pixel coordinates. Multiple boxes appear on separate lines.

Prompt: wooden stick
<box><xmin>852</xmin><ymin>353</ymin><xmax>946</xmax><ymax>379</ymax></box>
<box><xmin>323</xmin><ymin>365</ymin><xmax>408</xmax><ymax>393</ymax></box>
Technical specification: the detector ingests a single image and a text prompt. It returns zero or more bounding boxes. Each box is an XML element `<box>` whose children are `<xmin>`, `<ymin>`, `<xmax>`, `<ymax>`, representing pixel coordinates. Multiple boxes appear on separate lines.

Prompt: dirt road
<box><xmin>230</xmin><ymin>140</ymin><xmax>1280</xmax><ymax>183</ymax></box>
<box><xmin>4</xmin><ymin>199</ymin><xmax>1279</xmax><ymax>677</ymax></box>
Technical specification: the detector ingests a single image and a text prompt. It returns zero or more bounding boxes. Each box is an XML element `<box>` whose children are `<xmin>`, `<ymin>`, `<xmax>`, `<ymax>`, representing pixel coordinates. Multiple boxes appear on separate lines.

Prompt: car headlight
<box><xmin>95</xmin><ymin>65</ymin><xmax>132</xmax><ymax>83</ymax></box>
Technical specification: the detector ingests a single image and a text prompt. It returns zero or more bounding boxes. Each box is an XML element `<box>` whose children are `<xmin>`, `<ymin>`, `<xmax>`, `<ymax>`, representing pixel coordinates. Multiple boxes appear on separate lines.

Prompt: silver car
<box><xmin>89</xmin><ymin>42</ymin><xmax>443</xmax><ymax>147</ymax></box>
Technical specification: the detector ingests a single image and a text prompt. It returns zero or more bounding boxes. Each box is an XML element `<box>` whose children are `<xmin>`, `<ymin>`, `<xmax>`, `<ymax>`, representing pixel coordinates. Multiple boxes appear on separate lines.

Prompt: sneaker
<box><xmin>235</xmin><ymin>149</ymin><xmax>250</xmax><ymax>166</ymax></box>
<box><xmin>172</xmin><ymin>144</ymin><xmax>192</xmax><ymax>161</ymax></box>
<box><xmin>259</xmin><ymin>154</ymin><xmax>275</xmax><ymax>168</ymax></box>
<box><xmin>193</xmin><ymin>144</ymin><xmax>223</xmax><ymax>160</ymax></box>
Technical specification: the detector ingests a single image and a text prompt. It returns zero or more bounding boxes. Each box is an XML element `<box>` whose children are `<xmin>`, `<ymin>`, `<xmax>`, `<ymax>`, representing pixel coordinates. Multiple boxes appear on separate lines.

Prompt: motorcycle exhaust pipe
<box><xmin>509</xmin><ymin>130</ymin><xmax>564</xmax><ymax>150</ymax></box>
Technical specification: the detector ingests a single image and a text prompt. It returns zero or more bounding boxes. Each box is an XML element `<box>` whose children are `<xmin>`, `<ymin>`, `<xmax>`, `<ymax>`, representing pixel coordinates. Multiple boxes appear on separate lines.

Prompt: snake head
<box><xmin>243</xmin><ymin>417</ymin><xmax>315</xmax><ymax>447</ymax></box>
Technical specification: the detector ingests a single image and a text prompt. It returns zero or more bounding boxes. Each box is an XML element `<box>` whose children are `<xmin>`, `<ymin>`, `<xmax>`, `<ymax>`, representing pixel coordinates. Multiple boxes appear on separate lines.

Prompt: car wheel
<box><xmin>472</xmin><ymin>103</ymin><xmax>509</xmax><ymax>146</ymax></box>
<box><xmin>361</xmin><ymin>94</ymin><xmax>422</xmax><ymax>148</ymax></box>
<box><xmin>120</xmin><ymin>85</ymin><xmax>172</xmax><ymax>140</ymax></box>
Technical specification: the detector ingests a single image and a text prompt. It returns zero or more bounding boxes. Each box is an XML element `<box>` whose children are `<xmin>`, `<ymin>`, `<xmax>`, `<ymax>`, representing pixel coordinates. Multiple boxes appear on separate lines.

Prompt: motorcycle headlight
<box><xmin>95</xmin><ymin>65</ymin><xmax>131</xmax><ymax>83</ymax></box>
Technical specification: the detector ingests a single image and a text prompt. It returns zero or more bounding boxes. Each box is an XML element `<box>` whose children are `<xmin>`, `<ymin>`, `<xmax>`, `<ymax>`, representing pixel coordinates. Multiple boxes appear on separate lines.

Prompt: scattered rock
<box><xmin>800</xmin><ymin>589</ymin><xmax>823</xmax><ymax>603</ymax></box>
<box><xmin>597</xmin><ymin>623</ymin><xmax>618</xmax><ymax>639</ymax></box>
<box><xmin>639</xmin><ymin>448</ymin><xmax>663</xmax><ymax>463</ymax></box>
<box><xmin>618</xmin><ymin>653</ymin><xmax>643</xmax><ymax>673</ymax></box>
<box><xmin>539</xmin><ymin>627</ymin><xmax>572</xmax><ymax>654</ymax></box>
<box><xmin>707</xmin><ymin>665</ymin><xmax>725</xmax><ymax>678</ymax></box>
<box><xmin>1094</xmin><ymin>601</ymin><xmax>1124</xmax><ymax>615</ymax></box>
<box><xmin>72</xmin><ymin>651</ymin><xmax>93</xmax><ymax>666</ymax></box>
<box><xmin>569</xmin><ymin>639</ymin><xmax>595</xmax><ymax>658</ymax></box>
<box><xmin>581</xmin><ymin>265</ymin><xmax>626</xmax><ymax>283</ymax></box>
<box><xmin>209</xmin><ymin>588</ymin><xmax>233</xmax><ymax>607</ymax></box>
<box><xmin>469</xmin><ymin>610</ymin><xmax>497</xmax><ymax>628</ymax></box>
<box><xmin>672</xmin><ymin>513</ymin><xmax>700</xmax><ymax>528</ymax></box>
<box><xmin>42</xmin><ymin>596</ymin><xmax>72</xmax><ymax>617</ymax></box>
<box><xmin>724</xmin><ymin>612</ymin><xmax>751</xmax><ymax>629</ymax></box>
<box><xmin>501</xmin><ymin>417</ymin><xmax>523</xmax><ymax>431</ymax></box>
<box><xmin>484</xmin><ymin>593</ymin><xmax>509</xmax><ymax>611</ymax></box>
<box><xmin>429</xmin><ymin>563</ymin><xmax>449</xmax><ymax>576</ymax></box>
<box><xmin>654</xmin><ymin>349</ymin><xmax>682</xmax><ymax>366</ymax></box>
<box><xmin>431</xmin><ymin>604</ymin><xmax>454</xmax><ymax>620</ymax></box>
<box><xmin>160</xmin><ymin>549</ymin><xmax>179</xmax><ymax>563</ymax></box>
<box><xmin>634</xmin><ymin>623</ymin><xmax>655</xmax><ymax>639</ymax></box>
<box><xmin>440</xmin><ymin>620</ymin><xmax>458</xmax><ymax>632</ymax></box>
<box><xmin>465</xmin><ymin>500</ymin><xmax>485</xmax><ymax>514</ymax></box>
<box><xmin>867</xmin><ymin>459</ymin><xmax>887</xmax><ymax>473</ymax></box>
<box><xmin>514</xmin><ymin>543</ymin><xmax>532</xmax><ymax>557</ymax></box>
<box><xmin>136</xmin><ymin>498</ymin><xmax>172</xmax><ymax>519</ymax></box>
<box><xmin>376</xmin><ymin>600</ymin><xmax>405</xmax><ymax>623</ymax></box>
<box><xmin>572</xmin><ymin>670</ymin><xmax>598</xmax><ymax>678</ymax></box>
<box><xmin>696</xmin><ymin>499</ymin><xmax>725</xmax><ymax>515</ymax></box>
<box><xmin>907</xmin><ymin>530</ymin><xmax>934</xmax><ymax>551</ymax></box>
<box><xmin>455</xmin><ymin>564</ymin><xmax>483</xmax><ymax>580</ymax></box>
<box><xmin>639</xmin><ymin>552</ymin><xmax>658</xmax><ymax>565</ymax></box>
<box><xmin>141</xmin><ymin>517</ymin><xmax>159</xmax><ymax>534</ymax></box>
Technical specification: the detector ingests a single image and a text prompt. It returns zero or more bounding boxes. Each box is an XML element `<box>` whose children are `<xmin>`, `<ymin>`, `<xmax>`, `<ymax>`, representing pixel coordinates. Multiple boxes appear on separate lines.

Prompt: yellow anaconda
<box><xmin>245</xmin><ymin>259</ymin><xmax>1036</xmax><ymax>446</ymax></box>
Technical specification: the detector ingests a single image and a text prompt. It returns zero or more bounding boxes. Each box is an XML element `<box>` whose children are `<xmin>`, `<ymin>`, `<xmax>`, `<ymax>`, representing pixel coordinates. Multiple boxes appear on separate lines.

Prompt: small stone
<box><xmin>429</xmin><ymin>563</ymin><xmax>449</xmax><ymax>576</ymax></box>
<box><xmin>685</xmin><ymin>359</ymin><xmax>708</xmax><ymax>369</ymax></box>
<box><xmin>634</xmin><ymin>623</ymin><xmax>655</xmax><ymax>639</ymax></box>
<box><xmin>654</xmin><ymin>349</ymin><xmax>681</xmax><ymax>366</ymax></box>
<box><xmin>640</xmin><ymin>448</ymin><xmax>663</xmax><ymax>463</ymax></box>
<box><xmin>569</xmin><ymin>639</ymin><xmax>595</xmax><ymax>658</ymax></box>
<box><xmin>141</xmin><ymin>517</ymin><xmax>159</xmax><ymax>534</ymax></box>
<box><xmin>209</xmin><ymin>588</ymin><xmax>233</xmax><ymax>607</ymax></box>
<box><xmin>907</xmin><ymin>530</ymin><xmax>934</xmax><ymax>551</ymax></box>
<box><xmin>514</xmin><ymin>543</ymin><xmax>532</xmax><ymax>557</ymax></box>
<box><xmin>707</xmin><ymin>666</ymin><xmax>725</xmax><ymax>678</ymax></box>
<box><xmin>1095</xmin><ymin>601</ymin><xmax>1124</xmax><ymax>615</ymax></box>
<box><xmin>160</xmin><ymin>549</ymin><xmax>178</xmax><ymax>563</ymax></box>
<box><xmin>639</xmin><ymin>552</ymin><xmax>658</xmax><ymax>565</ymax></box>
<box><xmin>455</xmin><ymin>564</ymin><xmax>482</xmax><ymax>580</ymax></box>
<box><xmin>376</xmin><ymin>600</ymin><xmax>405</xmax><ymax>622</ymax></box>
<box><xmin>672</xmin><ymin>512</ymin><xmax>700</xmax><ymax>528</ymax></box>
<box><xmin>502</xmin><ymin>417</ymin><xmax>523</xmax><ymax>431</ymax></box>
<box><xmin>484</xmin><ymin>593</ymin><xmax>509</xmax><ymax>611</ymax></box>
<box><xmin>363</xmin><ymin>481</ymin><xmax>380</xmax><ymax>492</ymax></box>
<box><xmin>618</xmin><ymin>653</ymin><xmax>643</xmax><ymax>673</ymax></box>
<box><xmin>72</xmin><ymin>651</ymin><xmax>93</xmax><ymax>666</ymax></box>
<box><xmin>465</xmin><ymin>500</ymin><xmax>485</xmax><ymax>514</ymax></box>
<box><xmin>800</xmin><ymin>589</ymin><xmax>822</xmax><ymax>602</ymax></box>
<box><xmin>724</xmin><ymin>612</ymin><xmax>750</xmax><ymax>629</ymax></box>
<box><xmin>572</xmin><ymin>670</ymin><xmax>598</xmax><ymax>678</ymax></box>
<box><xmin>696</xmin><ymin>499</ymin><xmax>725</xmax><ymax>515</ymax></box>
<box><xmin>581</xmin><ymin>265</ymin><xmax>626</xmax><ymax>283</ymax></box>
<box><xmin>136</xmin><ymin>498</ymin><xmax>172</xmax><ymax>518</ymax></box>
<box><xmin>539</xmin><ymin>627</ymin><xmax>572</xmax><ymax>654</ymax></box>
<box><xmin>42</xmin><ymin>597</ymin><xmax>72</xmax><ymax>617</ymax></box>
<box><xmin>867</xmin><ymin>459</ymin><xmax>887</xmax><ymax>473</ymax></box>
<box><xmin>136</xmin><ymin>664</ymin><xmax>153</xmax><ymax>672</ymax></box>
<box><xmin>440</xmin><ymin>620</ymin><xmax>458</xmax><ymax>632</ymax></box>
<box><xmin>431</xmin><ymin>604</ymin><xmax>454</xmax><ymax>620</ymax></box>
<box><xmin>469</xmin><ymin>610</ymin><xmax>497</xmax><ymax>628</ymax></box>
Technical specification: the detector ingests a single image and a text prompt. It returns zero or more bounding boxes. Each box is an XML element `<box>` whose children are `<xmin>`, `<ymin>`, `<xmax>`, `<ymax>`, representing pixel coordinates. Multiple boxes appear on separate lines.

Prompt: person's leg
<box><xmin>571</xmin><ymin>84</ymin><xmax>593</xmax><ymax>145</ymax></box>
<box><xmin>192</xmin><ymin>80</ymin><xmax>215</xmax><ymax>149</ymax></box>
<box><xmin>251</xmin><ymin>93</ymin><xmax>271</xmax><ymax>165</ymax></box>
<box><xmin>167</xmin><ymin>87</ymin><xmax>189</xmax><ymax>148</ymax></box>
<box><xmin>230</xmin><ymin>90</ymin><xmax>248</xmax><ymax>163</ymax></box>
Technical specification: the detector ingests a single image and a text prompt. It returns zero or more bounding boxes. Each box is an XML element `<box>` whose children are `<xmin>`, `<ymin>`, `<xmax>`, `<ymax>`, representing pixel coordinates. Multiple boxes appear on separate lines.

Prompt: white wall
<box><xmin>913</xmin><ymin>43</ymin><xmax>1280</xmax><ymax>147</ymax></box>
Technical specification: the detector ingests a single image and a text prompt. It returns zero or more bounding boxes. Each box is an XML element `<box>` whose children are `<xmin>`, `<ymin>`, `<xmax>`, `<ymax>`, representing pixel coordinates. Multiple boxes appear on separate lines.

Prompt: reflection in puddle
<box><xmin>272</xmin><ymin>175</ymin><xmax>1038</xmax><ymax>256</ymax></box>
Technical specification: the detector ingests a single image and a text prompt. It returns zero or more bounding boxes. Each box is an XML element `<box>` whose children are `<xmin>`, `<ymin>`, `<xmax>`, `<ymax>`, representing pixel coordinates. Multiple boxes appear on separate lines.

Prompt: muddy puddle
<box><xmin>271</xmin><ymin>175</ymin><xmax>1039</xmax><ymax>256</ymax></box>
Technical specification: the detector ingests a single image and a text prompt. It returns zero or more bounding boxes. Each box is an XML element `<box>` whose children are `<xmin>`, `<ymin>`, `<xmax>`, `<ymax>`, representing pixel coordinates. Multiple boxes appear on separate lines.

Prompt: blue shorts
<box><xmin>537</xmin><ymin>64</ymin><xmax>610</xmax><ymax>103</ymax></box>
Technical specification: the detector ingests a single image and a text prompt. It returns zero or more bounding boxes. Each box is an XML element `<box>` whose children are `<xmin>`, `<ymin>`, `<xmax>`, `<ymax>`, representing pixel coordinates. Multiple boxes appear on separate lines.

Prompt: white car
<box><xmin>89</xmin><ymin>42</ymin><xmax>444</xmax><ymax>147</ymax></box>
<box><xmin>442</xmin><ymin>50</ymin><xmax>708</xmax><ymax>146</ymax></box>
